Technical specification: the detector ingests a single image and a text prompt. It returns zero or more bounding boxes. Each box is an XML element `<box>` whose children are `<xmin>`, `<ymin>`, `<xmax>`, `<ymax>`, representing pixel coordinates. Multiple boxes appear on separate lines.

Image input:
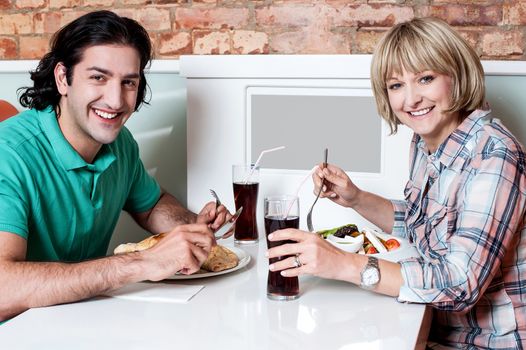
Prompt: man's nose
<box><xmin>104</xmin><ymin>82</ymin><xmax>124</xmax><ymax>110</ymax></box>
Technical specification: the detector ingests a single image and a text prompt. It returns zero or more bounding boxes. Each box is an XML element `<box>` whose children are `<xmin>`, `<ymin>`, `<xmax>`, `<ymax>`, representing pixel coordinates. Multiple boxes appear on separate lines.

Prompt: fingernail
<box><xmin>322</xmin><ymin>185</ymin><xmax>327</xmax><ymax>192</ymax></box>
<box><xmin>264</xmin><ymin>251</ymin><xmax>269</xmax><ymax>257</ymax></box>
<box><xmin>280</xmin><ymin>271</ymin><xmax>288</xmax><ymax>277</ymax></box>
<box><xmin>330</xmin><ymin>193</ymin><xmax>337</xmax><ymax>198</ymax></box>
<box><xmin>268</xmin><ymin>233</ymin><xmax>274</xmax><ymax>240</ymax></box>
<box><xmin>269</xmin><ymin>264</ymin><xmax>275</xmax><ymax>271</ymax></box>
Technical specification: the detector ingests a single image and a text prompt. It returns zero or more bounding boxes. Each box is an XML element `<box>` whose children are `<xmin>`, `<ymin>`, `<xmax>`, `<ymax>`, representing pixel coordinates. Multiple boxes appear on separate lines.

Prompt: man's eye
<box><xmin>90</xmin><ymin>75</ymin><xmax>105</xmax><ymax>81</ymax></box>
<box><xmin>388</xmin><ymin>83</ymin><xmax>402</xmax><ymax>90</ymax></box>
<box><xmin>123</xmin><ymin>80</ymin><xmax>137</xmax><ymax>88</ymax></box>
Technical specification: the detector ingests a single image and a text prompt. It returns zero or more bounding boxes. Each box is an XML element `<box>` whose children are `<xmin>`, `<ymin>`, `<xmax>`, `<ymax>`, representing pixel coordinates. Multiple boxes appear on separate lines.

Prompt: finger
<box><xmin>268</xmin><ymin>255</ymin><xmax>299</xmax><ymax>272</ymax></box>
<box><xmin>322</xmin><ymin>168</ymin><xmax>350</xmax><ymax>188</ymax></box>
<box><xmin>268</xmin><ymin>228</ymin><xmax>308</xmax><ymax>244</ymax></box>
<box><xmin>266</xmin><ymin>241</ymin><xmax>303</xmax><ymax>259</ymax></box>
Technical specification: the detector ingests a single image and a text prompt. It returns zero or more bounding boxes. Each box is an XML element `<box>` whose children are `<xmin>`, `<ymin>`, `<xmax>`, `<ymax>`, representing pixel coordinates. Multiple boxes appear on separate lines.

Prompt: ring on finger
<box><xmin>293</xmin><ymin>254</ymin><xmax>302</xmax><ymax>268</ymax></box>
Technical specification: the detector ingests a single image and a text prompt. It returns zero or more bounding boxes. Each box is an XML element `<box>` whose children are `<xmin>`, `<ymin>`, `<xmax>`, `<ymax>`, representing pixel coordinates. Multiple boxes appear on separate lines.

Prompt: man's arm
<box><xmin>0</xmin><ymin>224</ymin><xmax>213</xmax><ymax>321</ymax></box>
<box><xmin>131</xmin><ymin>191</ymin><xmax>228</xmax><ymax>234</ymax></box>
<box><xmin>131</xmin><ymin>191</ymin><xmax>197</xmax><ymax>234</ymax></box>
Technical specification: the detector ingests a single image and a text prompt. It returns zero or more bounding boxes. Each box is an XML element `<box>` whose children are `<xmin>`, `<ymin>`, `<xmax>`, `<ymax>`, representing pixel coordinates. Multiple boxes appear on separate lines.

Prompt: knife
<box><xmin>214</xmin><ymin>207</ymin><xmax>243</xmax><ymax>239</ymax></box>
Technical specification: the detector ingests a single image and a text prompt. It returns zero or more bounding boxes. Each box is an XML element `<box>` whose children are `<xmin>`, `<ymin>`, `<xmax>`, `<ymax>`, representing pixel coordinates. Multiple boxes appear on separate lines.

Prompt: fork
<box><xmin>209</xmin><ymin>189</ymin><xmax>222</xmax><ymax>210</ymax></box>
<box><xmin>306</xmin><ymin>148</ymin><xmax>328</xmax><ymax>232</ymax></box>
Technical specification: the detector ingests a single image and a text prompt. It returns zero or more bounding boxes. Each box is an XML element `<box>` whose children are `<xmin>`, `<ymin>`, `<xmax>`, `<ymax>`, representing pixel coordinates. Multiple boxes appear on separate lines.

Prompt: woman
<box><xmin>267</xmin><ymin>17</ymin><xmax>526</xmax><ymax>349</ymax></box>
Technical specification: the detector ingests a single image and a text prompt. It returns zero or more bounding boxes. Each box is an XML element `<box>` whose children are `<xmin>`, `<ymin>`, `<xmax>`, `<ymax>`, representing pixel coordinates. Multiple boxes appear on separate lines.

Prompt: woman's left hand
<box><xmin>266</xmin><ymin>228</ymin><xmax>352</xmax><ymax>280</ymax></box>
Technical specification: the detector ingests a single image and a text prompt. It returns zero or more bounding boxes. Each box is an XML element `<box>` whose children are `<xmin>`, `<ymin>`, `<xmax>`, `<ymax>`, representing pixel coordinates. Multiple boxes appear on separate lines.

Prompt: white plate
<box><xmin>367</xmin><ymin>231</ymin><xmax>419</xmax><ymax>263</ymax></box>
<box><xmin>165</xmin><ymin>246</ymin><xmax>251</xmax><ymax>280</ymax></box>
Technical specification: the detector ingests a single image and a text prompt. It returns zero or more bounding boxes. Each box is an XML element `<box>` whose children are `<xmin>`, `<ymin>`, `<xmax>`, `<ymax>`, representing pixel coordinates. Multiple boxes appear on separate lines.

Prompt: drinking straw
<box><xmin>283</xmin><ymin>165</ymin><xmax>318</xmax><ymax>219</ymax></box>
<box><xmin>243</xmin><ymin>146</ymin><xmax>286</xmax><ymax>183</ymax></box>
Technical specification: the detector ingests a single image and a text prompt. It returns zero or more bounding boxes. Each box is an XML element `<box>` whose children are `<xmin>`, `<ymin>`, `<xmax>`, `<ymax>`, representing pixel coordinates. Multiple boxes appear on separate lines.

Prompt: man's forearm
<box><xmin>0</xmin><ymin>253</ymin><xmax>146</xmax><ymax>321</ymax></box>
<box><xmin>135</xmin><ymin>192</ymin><xmax>198</xmax><ymax>234</ymax></box>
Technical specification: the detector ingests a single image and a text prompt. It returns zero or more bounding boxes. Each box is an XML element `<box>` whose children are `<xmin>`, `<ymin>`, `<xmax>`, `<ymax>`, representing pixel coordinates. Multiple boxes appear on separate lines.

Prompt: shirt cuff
<box><xmin>390</xmin><ymin>199</ymin><xmax>407</xmax><ymax>239</ymax></box>
<box><xmin>397</xmin><ymin>259</ymin><xmax>427</xmax><ymax>304</ymax></box>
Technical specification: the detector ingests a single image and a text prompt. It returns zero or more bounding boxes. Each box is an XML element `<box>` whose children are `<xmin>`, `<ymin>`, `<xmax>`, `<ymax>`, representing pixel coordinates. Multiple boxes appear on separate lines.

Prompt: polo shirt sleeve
<box><xmin>0</xmin><ymin>145</ymin><xmax>30</xmax><ymax>238</ymax></box>
<box><xmin>121</xmin><ymin>129</ymin><xmax>161</xmax><ymax>214</ymax></box>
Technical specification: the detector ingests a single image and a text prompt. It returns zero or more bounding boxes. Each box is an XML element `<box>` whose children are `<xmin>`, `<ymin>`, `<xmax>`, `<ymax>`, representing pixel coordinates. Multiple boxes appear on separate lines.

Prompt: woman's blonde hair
<box><xmin>371</xmin><ymin>17</ymin><xmax>485</xmax><ymax>134</ymax></box>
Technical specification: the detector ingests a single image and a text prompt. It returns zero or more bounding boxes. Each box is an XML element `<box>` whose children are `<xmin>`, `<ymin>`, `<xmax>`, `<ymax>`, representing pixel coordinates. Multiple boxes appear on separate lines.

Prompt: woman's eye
<box><xmin>420</xmin><ymin>75</ymin><xmax>434</xmax><ymax>84</ymax></box>
<box><xmin>388</xmin><ymin>83</ymin><xmax>402</xmax><ymax>90</ymax></box>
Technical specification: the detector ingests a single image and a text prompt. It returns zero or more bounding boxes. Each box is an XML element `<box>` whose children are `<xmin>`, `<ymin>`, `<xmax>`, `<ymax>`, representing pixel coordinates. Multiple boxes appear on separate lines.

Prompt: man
<box><xmin>0</xmin><ymin>10</ymin><xmax>228</xmax><ymax>321</ymax></box>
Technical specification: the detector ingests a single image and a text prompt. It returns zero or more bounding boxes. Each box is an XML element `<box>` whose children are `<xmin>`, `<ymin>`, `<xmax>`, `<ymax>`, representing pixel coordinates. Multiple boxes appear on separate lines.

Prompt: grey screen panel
<box><xmin>485</xmin><ymin>76</ymin><xmax>526</xmax><ymax>147</ymax></box>
<box><xmin>251</xmin><ymin>94</ymin><xmax>381</xmax><ymax>172</ymax></box>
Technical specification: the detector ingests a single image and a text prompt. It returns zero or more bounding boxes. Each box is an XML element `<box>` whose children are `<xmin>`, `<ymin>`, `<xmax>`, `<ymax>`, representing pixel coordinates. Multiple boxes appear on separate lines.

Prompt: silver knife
<box><xmin>214</xmin><ymin>207</ymin><xmax>243</xmax><ymax>239</ymax></box>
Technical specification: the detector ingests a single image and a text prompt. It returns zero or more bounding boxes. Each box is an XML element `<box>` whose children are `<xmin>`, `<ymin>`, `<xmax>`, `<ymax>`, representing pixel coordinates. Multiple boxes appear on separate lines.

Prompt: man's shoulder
<box><xmin>0</xmin><ymin>109</ymin><xmax>43</xmax><ymax>148</ymax></box>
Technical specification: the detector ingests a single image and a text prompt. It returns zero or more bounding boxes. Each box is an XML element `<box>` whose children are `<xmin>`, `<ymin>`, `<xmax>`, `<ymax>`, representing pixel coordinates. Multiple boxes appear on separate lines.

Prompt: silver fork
<box><xmin>210</xmin><ymin>189</ymin><xmax>222</xmax><ymax>210</ymax></box>
<box><xmin>306</xmin><ymin>148</ymin><xmax>328</xmax><ymax>232</ymax></box>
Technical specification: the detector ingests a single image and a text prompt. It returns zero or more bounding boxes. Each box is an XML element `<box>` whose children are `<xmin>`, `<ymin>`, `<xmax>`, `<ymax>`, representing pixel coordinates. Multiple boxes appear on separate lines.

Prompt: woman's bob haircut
<box><xmin>371</xmin><ymin>17</ymin><xmax>485</xmax><ymax>134</ymax></box>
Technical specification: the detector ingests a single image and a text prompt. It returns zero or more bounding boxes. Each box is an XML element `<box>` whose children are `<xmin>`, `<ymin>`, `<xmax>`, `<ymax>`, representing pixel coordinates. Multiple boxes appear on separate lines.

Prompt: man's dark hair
<box><xmin>19</xmin><ymin>10</ymin><xmax>152</xmax><ymax>115</ymax></box>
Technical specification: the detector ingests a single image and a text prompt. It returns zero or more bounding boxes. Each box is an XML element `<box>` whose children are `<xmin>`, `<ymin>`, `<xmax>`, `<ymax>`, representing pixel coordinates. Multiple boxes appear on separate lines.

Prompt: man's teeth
<box><xmin>94</xmin><ymin>109</ymin><xmax>118</xmax><ymax>119</ymax></box>
<box><xmin>409</xmin><ymin>107</ymin><xmax>432</xmax><ymax>116</ymax></box>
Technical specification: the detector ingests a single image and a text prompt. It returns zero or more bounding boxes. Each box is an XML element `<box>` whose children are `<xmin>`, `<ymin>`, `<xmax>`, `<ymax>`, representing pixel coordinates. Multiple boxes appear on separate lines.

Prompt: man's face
<box><xmin>55</xmin><ymin>44</ymin><xmax>141</xmax><ymax>160</ymax></box>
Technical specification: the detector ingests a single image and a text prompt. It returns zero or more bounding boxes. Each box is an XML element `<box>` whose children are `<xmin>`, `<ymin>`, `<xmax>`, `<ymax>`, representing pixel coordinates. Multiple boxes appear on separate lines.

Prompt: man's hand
<box><xmin>141</xmin><ymin>223</ymin><xmax>215</xmax><ymax>280</ymax></box>
<box><xmin>197</xmin><ymin>201</ymin><xmax>234</xmax><ymax>238</ymax></box>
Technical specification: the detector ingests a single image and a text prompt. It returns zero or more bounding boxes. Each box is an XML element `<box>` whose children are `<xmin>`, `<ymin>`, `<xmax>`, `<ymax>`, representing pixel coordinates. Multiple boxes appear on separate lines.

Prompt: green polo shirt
<box><xmin>0</xmin><ymin>107</ymin><xmax>161</xmax><ymax>261</ymax></box>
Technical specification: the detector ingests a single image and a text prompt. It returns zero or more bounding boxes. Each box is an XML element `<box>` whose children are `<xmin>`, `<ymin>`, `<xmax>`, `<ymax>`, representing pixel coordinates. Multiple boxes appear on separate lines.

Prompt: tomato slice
<box><xmin>385</xmin><ymin>238</ymin><xmax>401</xmax><ymax>251</ymax></box>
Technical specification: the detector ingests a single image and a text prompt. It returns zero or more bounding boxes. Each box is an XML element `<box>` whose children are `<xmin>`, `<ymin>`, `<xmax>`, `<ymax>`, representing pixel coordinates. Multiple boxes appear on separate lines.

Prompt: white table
<box><xmin>0</xmin><ymin>238</ymin><xmax>430</xmax><ymax>350</ymax></box>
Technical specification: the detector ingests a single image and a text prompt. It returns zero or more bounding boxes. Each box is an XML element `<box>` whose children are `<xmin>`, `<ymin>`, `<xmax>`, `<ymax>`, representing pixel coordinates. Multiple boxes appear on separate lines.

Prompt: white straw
<box><xmin>243</xmin><ymin>146</ymin><xmax>285</xmax><ymax>183</ymax></box>
<box><xmin>284</xmin><ymin>165</ymin><xmax>318</xmax><ymax>219</ymax></box>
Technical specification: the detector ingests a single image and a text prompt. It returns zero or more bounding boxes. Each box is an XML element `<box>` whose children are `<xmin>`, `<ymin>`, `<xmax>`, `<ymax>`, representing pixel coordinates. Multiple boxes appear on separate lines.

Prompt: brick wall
<box><xmin>0</xmin><ymin>0</ymin><xmax>525</xmax><ymax>60</ymax></box>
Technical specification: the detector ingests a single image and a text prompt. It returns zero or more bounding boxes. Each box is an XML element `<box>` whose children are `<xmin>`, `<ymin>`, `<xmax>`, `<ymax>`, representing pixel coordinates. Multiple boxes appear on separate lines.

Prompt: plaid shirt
<box><xmin>391</xmin><ymin>110</ymin><xmax>526</xmax><ymax>349</ymax></box>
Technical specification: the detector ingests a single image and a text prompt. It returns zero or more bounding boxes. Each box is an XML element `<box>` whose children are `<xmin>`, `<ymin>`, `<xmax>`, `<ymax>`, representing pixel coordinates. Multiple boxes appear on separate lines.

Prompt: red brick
<box><xmin>0</xmin><ymin>36</ymin><xmax>17</xmax><ymax>59</ymax></box>
<box><xmin>120</xmin><ymin>0</ymin><xmax>150</xmax><ymax>5</ymax></box>
<box><xmin>420</xmin><ymin>5</ymin><xmax>501</xmax><ymax>26</ymax></box>
<box><xmin>193</xmin><ymin>30</ymin><xmax>230</xmax><ymax>54</ymax></box>
<box><xmin>354</xmin><ymin>29</ymin><xmax>386</xmax><ymax>54</ymax></box>
<box><xmin>158</xmin><ymin>32</ymin><xmax>192</xmax><ymax>56</ymax></box>
<box><xmin>0</xmin><ymin>0</ymin><xmax>13</xmax><ymax>10</ymax></box>
<box><xmin>504</xmin><ymin>3</ymin><xmax>526</xmax><ymax>25</ymax></box>
<box><xmin>48</xmin><ymin>0</ymin><xmax>81</xmax><ymax>8</ymax></box>
<box><xmin>481</xmin><ymin>29</ymin><xmax>523</xmax><ymax>58</ymax></box>
<box><xmin>270</xmin><ymin>28</ymin><xmax>349</xmax><ymax>54</ymax></box>
<box><xmin>333</xmin><ymin>4</ymin><xmax>414</xmax><ymax>27</ymax></box>
<box><xmin>136</xmin><ymin>8</ymin><xmax>171</xmax><ymax>31</ymax></box>
<box><xmin>256</xmin><ymin>5</ymin><xmax>322</xmax><ymax>28</ymax></box>
<box><xmin>0</xmin><ymin>13</ymin><xmax>33</xmax><ymax>35</ymax></box>
<box><xmin>232</xmin><ymin>30</ymin><xmax>268</xmax><ymax>54</ymax></box>
<box><xmin>84</xmin><ymin>0</ymin><xmax>115</xmax><ymax>7</ymax></box>
<box><xmin>176</xmin><ymin>7</ymin><xmax>249</xmax><ymax>30</ymax></box>
<box><xmin>19</xmin><ymin>35</ymin><xmax>49</xmax><ymax>59</ymax></box>
<box><xmin>15</xmin><ymin>0</ymin><xmax>45</xmax><ymax>9</ymax></box>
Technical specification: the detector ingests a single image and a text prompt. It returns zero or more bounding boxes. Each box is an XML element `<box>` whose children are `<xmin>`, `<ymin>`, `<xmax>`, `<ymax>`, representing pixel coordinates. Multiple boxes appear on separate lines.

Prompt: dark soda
<box><xmin>233</xmin><ymin>182</ymin><xmax>259</xmax><ymax>242</ymax></box>
<box><xmin>265</xmin><ymin>215</ymin><xmax>300</xmax><ymax>298</ymax></box>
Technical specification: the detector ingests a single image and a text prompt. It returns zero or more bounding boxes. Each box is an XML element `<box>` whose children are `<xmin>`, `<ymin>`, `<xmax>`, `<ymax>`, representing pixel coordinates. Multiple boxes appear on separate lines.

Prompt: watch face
<box><xmin>363</xmin><ymin>267</ymin><xmax>380</xmax><ymax>286</ymax></box>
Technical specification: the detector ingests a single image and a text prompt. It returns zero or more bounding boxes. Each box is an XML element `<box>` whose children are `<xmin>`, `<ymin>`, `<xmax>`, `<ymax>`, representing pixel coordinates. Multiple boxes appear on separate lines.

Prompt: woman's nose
<box><xmin>405</xmin><ymin>85</ymin><xmax>423</xmax><ymax>107</ymax></box>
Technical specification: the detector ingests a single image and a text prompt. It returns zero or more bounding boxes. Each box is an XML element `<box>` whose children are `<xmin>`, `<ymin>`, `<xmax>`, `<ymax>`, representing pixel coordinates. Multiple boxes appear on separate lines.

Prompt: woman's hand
<box><xmin>313</xmin><ymin>163</ymin><xmax>362</xmax><ymax>208</ymax></box>
<box><xmin>266</xmin><ymin>228</ymin><xmax>354</xmax><ymax>281</ymax></box>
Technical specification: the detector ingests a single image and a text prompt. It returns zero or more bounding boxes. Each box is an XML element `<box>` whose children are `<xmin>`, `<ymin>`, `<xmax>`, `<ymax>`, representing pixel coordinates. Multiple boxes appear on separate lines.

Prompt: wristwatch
<box><xmin>360</xmin><ymin>256</ymin><xmax>381</xmax><ymax>290</ymax></box>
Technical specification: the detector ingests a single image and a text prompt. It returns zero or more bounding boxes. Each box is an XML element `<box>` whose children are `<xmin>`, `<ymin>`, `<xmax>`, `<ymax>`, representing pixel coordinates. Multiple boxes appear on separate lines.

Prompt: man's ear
<box><xmin>54</xmin><ymin>62</ymin><xmax>68</xmax><ymax>96</ymax></box>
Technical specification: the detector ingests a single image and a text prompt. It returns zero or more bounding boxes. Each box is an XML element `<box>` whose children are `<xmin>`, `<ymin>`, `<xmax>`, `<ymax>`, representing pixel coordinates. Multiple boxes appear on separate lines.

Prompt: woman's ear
<box><xmin>54</xmin><ymin>62</ymin><xmax>68</xmax><ymax>96</ymax></box>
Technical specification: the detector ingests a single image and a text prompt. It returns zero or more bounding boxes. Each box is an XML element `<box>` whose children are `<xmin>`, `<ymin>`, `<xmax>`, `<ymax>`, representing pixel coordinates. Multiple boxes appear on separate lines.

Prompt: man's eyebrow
<box><xmin>86</xmin><ymin>66</ymin><xmax>140</xmax><ymax>79</ymax></box>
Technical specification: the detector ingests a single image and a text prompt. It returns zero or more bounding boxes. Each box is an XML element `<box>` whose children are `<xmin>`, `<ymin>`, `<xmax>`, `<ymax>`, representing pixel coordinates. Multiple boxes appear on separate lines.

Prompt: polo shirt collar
<box><xmin>38</xmin><ymin>106</ymin><xmax>116</xmax><ymax>172</ymax></box>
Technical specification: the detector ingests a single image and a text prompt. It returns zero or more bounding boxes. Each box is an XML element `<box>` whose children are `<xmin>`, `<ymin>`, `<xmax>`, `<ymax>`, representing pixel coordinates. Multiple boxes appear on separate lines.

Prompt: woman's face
<box><xmin>386</xmin><ymin>69</ymin><xmax>461</xmax><ymax>152</ymax></box>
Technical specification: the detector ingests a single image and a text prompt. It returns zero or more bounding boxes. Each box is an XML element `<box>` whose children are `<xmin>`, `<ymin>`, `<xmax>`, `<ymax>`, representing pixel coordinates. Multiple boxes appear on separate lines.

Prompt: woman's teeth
<box><xmin>94</xmin><ymin>109</ymin><xmax>118</xmax><ymax>120</ymax></box>
<box><xmin>409</xmin><ymin>107</ymin><xmax>432</xmax><ymax>117</ymax></box>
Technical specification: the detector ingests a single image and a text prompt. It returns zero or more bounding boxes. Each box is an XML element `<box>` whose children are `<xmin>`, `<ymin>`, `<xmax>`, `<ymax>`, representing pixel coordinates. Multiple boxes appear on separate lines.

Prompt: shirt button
<box><xmin>429</xmin><ymin>155</ymin><xmax>436</xmax><ymax>162</ymax></box>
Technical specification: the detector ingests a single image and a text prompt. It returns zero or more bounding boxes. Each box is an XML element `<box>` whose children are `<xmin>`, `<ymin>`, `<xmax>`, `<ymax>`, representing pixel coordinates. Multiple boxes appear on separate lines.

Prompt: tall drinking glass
<box><xmin>264</xmin><ymin>195</ymin><xmax>300</xmax><ymax>301</ymax></box>
<box><xmin>232</xmin><ymin>164</ymin><xmax>259</xmax><ymax>244</ymax></box>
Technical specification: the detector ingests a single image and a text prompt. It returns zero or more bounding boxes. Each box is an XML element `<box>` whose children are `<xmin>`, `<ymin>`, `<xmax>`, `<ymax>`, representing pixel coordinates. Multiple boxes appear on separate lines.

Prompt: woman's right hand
<box><xmin>312</xmin><ymin>163</ymin><xmax>361</xmax><ymax>208</ymax></box>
